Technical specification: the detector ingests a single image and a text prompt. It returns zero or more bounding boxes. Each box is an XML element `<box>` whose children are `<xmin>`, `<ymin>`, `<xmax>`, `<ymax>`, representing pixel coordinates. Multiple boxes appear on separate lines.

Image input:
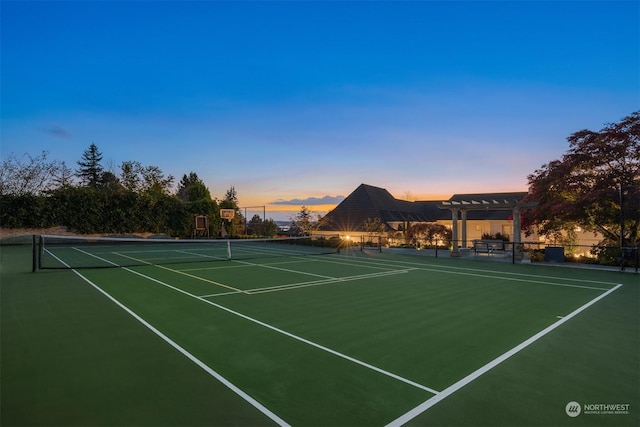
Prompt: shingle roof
<box><xmin>318</xmin><ymin>184</ymin><xmax>443</xmax><ymax>231</ymax></box>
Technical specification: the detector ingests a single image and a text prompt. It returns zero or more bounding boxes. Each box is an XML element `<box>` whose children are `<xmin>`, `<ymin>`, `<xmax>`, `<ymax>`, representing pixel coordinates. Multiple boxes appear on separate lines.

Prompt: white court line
<box><xmin>121</xmin><ymin>266</ymin><xmax>440</xmax><ymax>395</ymax></box>
<box><xmin>113</xmin><ymin>250</ymin><xmax>246</xmax><ymax>294</ymax></box>
<box><xmin>415</xmin><ymin>267</ymin><xmax>610</xmax><ymax>291</ymax></box>
<box><xmin>245</xmin><ymin>269</ymin><xmax>412</xmax><ymax>295</ymax></box>
<box><xmin>181</xmin><ymin>264</ymin><xmax>249</xmax><ymax>272</ymax></box>
<box><xmin>289</xmin><ymin>256</ymin><xmax>412</xmax><ymax>271</ymax></box>
<box><xmin>198</xmin><ymin>276</ymin><xmax>369</xmax><ymax>298</ymax></box>
<box><xmin>311</xmin><ymin>255</ymin><xmax>613</xmax><ymax>291</ymax></box>
<box><xmin>73</xmin><ymin>247</ymin><xmax>121</xmax><ymax>266</ymax></box>
<box><xmin>335</xmin><ymin>255</ymin><xmax>618</xmax><ymax>286</ymax></box>
<box><xmin>155</xmin><ymin>264</ymin><xmax>246</xmax><ymax>294</ymax></box>
<box><xmin>233</xmin><ymin>258</ymin><xmax>337</xmax><ymax>279</ymax></box>
<box><xmin>198</xmin><ymin>268</ymin><xmax>413</xmax><ymax>298</ymax></box>
<box><xmin>175</xmin><ymin>249</ymin><xmax>338</xmax><ymax>280</ymax></box>
<box><xmin>200</xmin><ymin>290</ymin><xmax>245</xmax><ymax>298</ymax></box>
<box><xmin>45</xmin><ymin>249</ymin><xmax>290</xmax><ymax>426</ymax></box>
<box><xmin>385</xmin><ymin>283</ymin><xmax>624</xmax><ymax>427</ymax></box>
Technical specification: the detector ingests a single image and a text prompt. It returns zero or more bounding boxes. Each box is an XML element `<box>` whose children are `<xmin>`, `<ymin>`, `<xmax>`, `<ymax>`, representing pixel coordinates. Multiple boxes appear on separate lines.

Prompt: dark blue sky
<box><xmin>2</xmin><ymin>1</ymin><xmax>638</xmax><ymax>219</ymax></box>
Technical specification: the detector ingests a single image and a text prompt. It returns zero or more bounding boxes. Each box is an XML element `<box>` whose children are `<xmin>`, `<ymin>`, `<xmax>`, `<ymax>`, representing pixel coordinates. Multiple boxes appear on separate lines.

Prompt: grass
<box><xmin>1</xmin><ymin>243</ymin><xmax>638</xmax><ymax>426</ymax></box>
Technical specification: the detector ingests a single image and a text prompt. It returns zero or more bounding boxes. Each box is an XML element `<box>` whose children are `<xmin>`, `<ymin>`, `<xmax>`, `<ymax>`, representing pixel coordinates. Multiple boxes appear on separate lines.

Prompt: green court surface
<box><xmin>1</xmin><ymin>243</ymin><xmax>638</xmax><ymax>426</ymax></box>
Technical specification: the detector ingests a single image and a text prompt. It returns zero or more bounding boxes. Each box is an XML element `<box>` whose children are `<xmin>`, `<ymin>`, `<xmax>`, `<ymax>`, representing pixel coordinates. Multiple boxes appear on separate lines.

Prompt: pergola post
<box><xmin>451</xmin><ymin>208</ymin><xmax>460</xmax><ymax>257</ymax></box>
<box><xmin>512</xmin><ymin>207</ymin><xmax>521</xmax><ymax>244</ymax></box>
<box><xmin>461</xmin><ymin>209</ymin><xmax>468</xmax><ymax>248</ymax></box>
<box><xmin>512</xmin><ymin>206</ymin><xmax>522</xmax><ymax>259</ymax></box>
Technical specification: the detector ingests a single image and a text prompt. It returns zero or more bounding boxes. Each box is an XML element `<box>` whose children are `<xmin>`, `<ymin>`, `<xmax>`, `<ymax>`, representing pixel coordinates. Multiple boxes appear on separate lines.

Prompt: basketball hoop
<box><xmin>220</xmin><ymin>209</ymin><xmax>235</xmax><ymax>220</ymax></box>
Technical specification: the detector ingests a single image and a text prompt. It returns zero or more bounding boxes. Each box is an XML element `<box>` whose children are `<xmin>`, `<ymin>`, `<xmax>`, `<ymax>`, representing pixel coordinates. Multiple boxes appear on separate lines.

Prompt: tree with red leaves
<box><xmin>524</xmin><ymin>111</ymin><xmax>639</xmax><ymax>248</ymax></box>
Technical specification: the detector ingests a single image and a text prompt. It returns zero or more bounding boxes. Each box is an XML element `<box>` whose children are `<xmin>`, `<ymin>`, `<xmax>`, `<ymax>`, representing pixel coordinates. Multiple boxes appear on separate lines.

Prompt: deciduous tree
<box><xmin>0</xmin><ymin>151</ymin><xmax>62</xmax><ymax>196</ymax></box>
<box><xmin>524</xmin><ymin>111</ymin><xmax>640</xmax><ymax>247</ymax></box>
<box><xmin>292</xmin><ymin>206</ymin><xmax>319</xmax><ymax>235</ymax></box>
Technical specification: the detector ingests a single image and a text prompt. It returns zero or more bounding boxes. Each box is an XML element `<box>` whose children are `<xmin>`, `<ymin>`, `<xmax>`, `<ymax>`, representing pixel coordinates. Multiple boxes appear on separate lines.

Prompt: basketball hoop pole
<box><xmin>219</xmin><ymin>209</ymin><xmax>235</xmax><ymax>238</ymax></box>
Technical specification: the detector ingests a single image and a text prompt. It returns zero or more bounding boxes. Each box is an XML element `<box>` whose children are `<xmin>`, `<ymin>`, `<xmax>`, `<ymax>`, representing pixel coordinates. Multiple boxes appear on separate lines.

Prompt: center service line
<box><xmin>123</xmin><ymin>266</ymin><xmax>441</xmax><ymax>395</ymax></box>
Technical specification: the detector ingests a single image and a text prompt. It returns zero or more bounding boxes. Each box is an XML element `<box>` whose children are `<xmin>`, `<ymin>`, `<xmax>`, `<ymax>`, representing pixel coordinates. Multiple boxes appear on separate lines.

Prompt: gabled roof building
<box><xmin>315</xmin><ymin>183</ymin><xmax>615</xmax><ymax>259</ymax></box>
<box><xmin>318</xmin><ymin>183</ymin><xmax>529</xmax><ymax>231</ymax></box>
<box><xmin>317</xmin><ymin>184</ymin><xmax>443</xmax><ymax>232</ymax></box>
<box><xmin>316</xmin><ymin>183</ymin><xmax>536</xmax><ymax>256</ymax></box>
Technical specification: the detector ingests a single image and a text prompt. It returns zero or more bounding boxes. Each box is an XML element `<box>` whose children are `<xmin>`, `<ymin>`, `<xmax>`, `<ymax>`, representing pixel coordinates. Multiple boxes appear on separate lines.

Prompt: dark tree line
<box><xmin>0</xmin><ymin>143</ymin><xmax>257</xmax><ymax>238</ymax></box>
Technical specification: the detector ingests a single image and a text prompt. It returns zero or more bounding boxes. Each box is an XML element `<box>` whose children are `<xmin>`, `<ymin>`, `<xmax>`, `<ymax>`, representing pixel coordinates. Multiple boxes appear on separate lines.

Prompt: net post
<box><xmin>39</xmin><ymin>235</ymin><xmax>44</xmax><ymax>270</ymax></box>
<box><xmin>32</xmin><ymin>234</ymin><xmax>37</xmax><ymax>272</ymax></box>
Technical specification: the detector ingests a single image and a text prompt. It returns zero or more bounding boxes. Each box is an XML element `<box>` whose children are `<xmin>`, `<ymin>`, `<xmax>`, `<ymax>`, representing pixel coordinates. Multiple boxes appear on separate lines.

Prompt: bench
<box><xmin>473</xmin><ymin>239</ymin><xmax>506</xmax><ymax>254</ymax></box>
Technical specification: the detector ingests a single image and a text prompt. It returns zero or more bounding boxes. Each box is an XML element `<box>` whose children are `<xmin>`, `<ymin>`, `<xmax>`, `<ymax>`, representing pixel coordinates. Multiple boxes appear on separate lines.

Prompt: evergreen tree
<box><xmin>176</xmin><ymin>172</ymin><xmax>210</xmax><ymax>201</ymax></box>
<box><xmin>224</xmin><ymin>186</ymin><xmax>238</xmax><ymax>205</ymax></box>
<box><xmin>76</xmin><ymin>143</ymin><xmax>104</xmax><ymax>188</ymax></box>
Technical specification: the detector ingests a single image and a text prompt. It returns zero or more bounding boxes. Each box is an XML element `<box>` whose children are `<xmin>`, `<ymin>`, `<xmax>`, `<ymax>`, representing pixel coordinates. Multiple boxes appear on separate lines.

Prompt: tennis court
<box><xmin>1</xmin><ymin>237</ymin><xmax>638</xmax><ymax>426</ymax></box>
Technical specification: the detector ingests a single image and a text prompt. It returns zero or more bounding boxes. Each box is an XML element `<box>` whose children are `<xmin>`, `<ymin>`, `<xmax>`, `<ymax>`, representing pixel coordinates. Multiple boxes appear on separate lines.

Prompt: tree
<box><xmin>141</xmin><ymin>165</ymin><xmax>174</xmax><ymax>196</ymax></box>
<box><xmin>120</xmin><ymin>161</ymin><xmax>142</xmax><ymax>192</ymax></box>
<box><xmin>406</xmin><ymin>223</ymin><xmax>452</xmax><ymax>247</ymax></box>
<box><xmin>97</xmin><ymin>171</ymin><xmax>123</xmax><ymax>192</ymax></box>
<box><xmin>176</xmin><ymin>172</ymin><xmax>211</xmax><ymax>202</ymax></box>
<box><xmin>264</xmin><ymin>218</ymin><xmax>278</xmax><ymax>237</ymax></box>
<box><xmin>524</xmin><ymin>111</ymin><xmax>640</xmax><ymax>248</ymax></box>
<box><xmin>120</xmin><ymin>161</ymin><xmax>174</xmax><ymax>196</ymax></box>
<box><xmin>224</xmin><ymin>186</ymin><xmax>238</xmax><ymax>205</ymax></box>
<box><xmin>0</xmin><ymin>151</ymin><xmax>62</xmax><ymax>196</ymax></box>
<box><xmin>76</xmin><ymin>143</ymin><xmax>104</xmax><ymax>188</ymax></box>
<box><xmin>292</xmin><ymin>206</ymin><xmax>317</xmax><ymax>235</ymax></box>
<box><xmin>51</xmin><ymin>161</ymin><xmax>74</xmax><ymax>189</ymax></box>
<box><xmin>247</xmin><ymin>214</ymin><xmax>263</xmax><ymax>236</ymax></box>
<box><xmin>362</xmin><ymin>217</ymin><xmax>385</xmax><ymax>242</ymax></box>
<box><xmin>363</xmin><ymin>217</ymin><xmax>385</xmax><ymax>234</ymax></box>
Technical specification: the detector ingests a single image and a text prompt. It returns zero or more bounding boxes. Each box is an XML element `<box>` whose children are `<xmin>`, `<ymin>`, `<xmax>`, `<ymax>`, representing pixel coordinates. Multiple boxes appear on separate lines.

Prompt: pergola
<box><xmin>437</xmin><ymin>198</ymin><xmax>538</xmax><ymax>256</ymax></box>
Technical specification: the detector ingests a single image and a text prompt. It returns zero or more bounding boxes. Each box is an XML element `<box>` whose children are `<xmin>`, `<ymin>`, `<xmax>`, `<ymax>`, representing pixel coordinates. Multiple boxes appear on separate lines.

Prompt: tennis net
<box><xmin>36</xmin><ymin>234</ymin><xmax>341</xmax><ymax>270</ymax></box>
